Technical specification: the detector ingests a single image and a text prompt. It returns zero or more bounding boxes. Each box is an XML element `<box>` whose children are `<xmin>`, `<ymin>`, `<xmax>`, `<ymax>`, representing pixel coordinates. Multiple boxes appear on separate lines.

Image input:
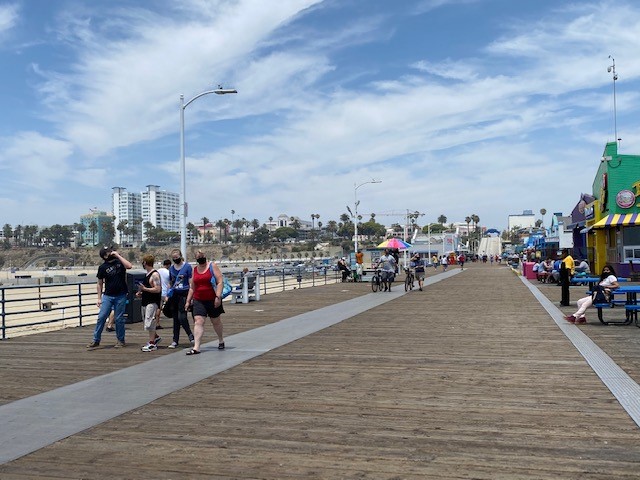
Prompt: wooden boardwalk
<box><xmin>1</xmin><ymin>264</ymin><xmax>640</xmax><ymax>479</ymax></box>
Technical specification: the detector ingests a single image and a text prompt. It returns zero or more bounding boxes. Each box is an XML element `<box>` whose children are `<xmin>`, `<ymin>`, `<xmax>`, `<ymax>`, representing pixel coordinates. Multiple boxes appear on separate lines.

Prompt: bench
<box><xmin>624</xmin><ymin>305</ymin><xmax>640</xmax><ymax>328</ymax></box>
<box><xmin>230</xmin><ymin>274</ymin><xmax>260</xmax><ymax>304</ymax></box>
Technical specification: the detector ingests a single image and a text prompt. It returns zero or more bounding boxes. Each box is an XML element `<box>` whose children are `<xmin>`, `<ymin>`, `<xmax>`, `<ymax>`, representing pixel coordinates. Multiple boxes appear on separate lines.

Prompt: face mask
<box><xmin>172</xmin><ymin>258</ymin><xmax>181</xmax><ymax>264</ymax></box>
<box><xmin>196</xmin><ymin>257</ymin><xmax>207</xmax><ymax>265</ymax></box>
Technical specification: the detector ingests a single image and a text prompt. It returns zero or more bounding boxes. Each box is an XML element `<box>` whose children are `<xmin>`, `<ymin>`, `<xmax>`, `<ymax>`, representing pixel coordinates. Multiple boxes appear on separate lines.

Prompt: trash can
<box><xmin>125</xmin><ymin>271</ymin><xmax>146</xmax><ymax>324</ymax></box>
<box><xmin>523</xmin><ymin>262</ymin><xmax>537</xmax><ymax>280</ymax></box>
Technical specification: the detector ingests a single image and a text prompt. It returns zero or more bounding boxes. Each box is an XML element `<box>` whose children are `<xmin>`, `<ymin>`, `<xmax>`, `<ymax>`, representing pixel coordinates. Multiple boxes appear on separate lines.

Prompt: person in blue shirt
<box><xmin>167</xmin><ymin>249</ymin><xmax>194</xmax><ymax>349</ymax></box>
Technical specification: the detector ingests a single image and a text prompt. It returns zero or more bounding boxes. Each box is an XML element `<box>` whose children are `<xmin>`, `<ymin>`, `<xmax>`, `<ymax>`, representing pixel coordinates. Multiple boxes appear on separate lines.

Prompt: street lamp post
<box><xmin>607</xmin><ymin>55</ymin><xmax>620</xmax><ymax>148</ymax></box>
<box><xmin>353</xmin><ymin>180</ymin><xmax>382</xmax><ymax>254</ymax></box>
<box><xmin>179</xmin><ymin>86</ymin><xmax>237</xmax><ymax>257</ymax></box>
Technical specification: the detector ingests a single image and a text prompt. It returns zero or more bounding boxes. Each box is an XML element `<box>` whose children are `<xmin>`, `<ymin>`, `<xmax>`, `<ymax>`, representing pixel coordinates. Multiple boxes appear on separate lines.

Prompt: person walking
<box><xmin>411</xmin><ymin>252</ymin><xmax>425</xmax><ymax>291</ymax></box>
<box><xmin>441</xmin><ymin>255</ymin><xmax>448</xmax><ymax>272</ymax></box>
<box><xmin>337</xmin><ymin>257</ymin><xmax>350</xmax><ymax>282</ymax></box>
<box><xmin>355</xmin><ymin>250</ymin><xmax>364</xmax><ymax>282</ymax></box>
<box><xmin>138</xmin><ymin>255</ymin><xmax>162</xmax><ymax>351</ymax></box>
<box><xmin>167</xmin><ymin>249</ymin><xmax>194</xmax><ymax>349</ymax></box>
<box><xmin>154</xmin><ymin>259</ymin><xmax>171</xmax><ymax>330</ymax></box>
<box><xmin>458</xmin><ymin>253</ymin><xmax>466</xmax><ymax>270</ymax></box>
<box><xmin>87</xmin><ymin>247</ymin><xmax>132</xmax><ymax>349</ymax></box>
<box><xmin>185</xmin><ymin>250</ymin><xmax>225</xmax><ymax>355</ymax></box>
<box><xmin>565</xmin><ymin>265</ymin><xmax>618</xmax><ymax>324</ymax></box>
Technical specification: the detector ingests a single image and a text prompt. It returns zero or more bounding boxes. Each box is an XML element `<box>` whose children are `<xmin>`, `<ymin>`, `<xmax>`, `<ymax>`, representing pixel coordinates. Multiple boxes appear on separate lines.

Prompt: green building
<box><xmin>80</xmin><ymin>210</ymin><xmax>114</xmax><ymax>246</ymax></box>
<box><xmin>586</xmin><ymin>142</ymin><xmax>640</xmax><ymax>275</ymax></box>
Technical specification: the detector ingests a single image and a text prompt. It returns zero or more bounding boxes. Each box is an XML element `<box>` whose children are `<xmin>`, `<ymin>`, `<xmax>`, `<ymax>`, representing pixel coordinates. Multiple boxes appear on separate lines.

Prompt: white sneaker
<box><xmin>141</xmin><ymin>343</ymin><xmax>157</xmax><ymax>352</ymax></box>
<box><xmin>168</xmin><ymin>341</ymin><xmax>178</xmax><ymax>349</ymax></box>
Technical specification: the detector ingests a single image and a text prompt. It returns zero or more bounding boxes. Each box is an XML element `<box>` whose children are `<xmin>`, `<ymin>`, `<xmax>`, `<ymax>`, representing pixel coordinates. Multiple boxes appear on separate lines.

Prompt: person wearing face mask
<box><xmin>87</xmin><ymin>246</ymin><xmax>133</xmax><ymax>349</ymax></box>
<box><xmin>167</xmin><ymin>248</ymin><xmax>194</xmax><ymax>349</ymax></box>
<box><xmin>565</xmin><ymin>264</ymin><xmax>619</xmax><ymax>324</ymax></box>
<box><xmin>184</xmin><ymin>250</ymin><xmax>225</xmax><ymax>355</ymax></box>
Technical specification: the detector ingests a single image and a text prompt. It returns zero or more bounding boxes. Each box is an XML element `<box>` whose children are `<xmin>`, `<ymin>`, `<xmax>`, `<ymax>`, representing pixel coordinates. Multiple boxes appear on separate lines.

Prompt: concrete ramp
<box><xmin>478</xmin><ymin>235</ymin><xmax>502</xmax><ymax>257</ymax></box>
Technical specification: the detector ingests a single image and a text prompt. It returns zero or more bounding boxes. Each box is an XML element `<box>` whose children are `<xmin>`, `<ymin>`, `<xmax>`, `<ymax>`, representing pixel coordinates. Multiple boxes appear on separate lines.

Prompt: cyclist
<box><xmin>411</xmin><ymin>252</ymin><xmax>425</xmax><ymax>291</ymax></box>
<box><xmin>375</xmin><ymin>249</ymin><xmax>397</xmax><ymax>291</ymax></box>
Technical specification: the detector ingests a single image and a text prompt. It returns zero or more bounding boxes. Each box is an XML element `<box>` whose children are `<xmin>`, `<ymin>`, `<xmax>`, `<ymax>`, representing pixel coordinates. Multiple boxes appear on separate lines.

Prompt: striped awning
<box><xmin>593</xmin><ymin>213</ymin><xmax>640</xmax><ymax>228</ymax></box>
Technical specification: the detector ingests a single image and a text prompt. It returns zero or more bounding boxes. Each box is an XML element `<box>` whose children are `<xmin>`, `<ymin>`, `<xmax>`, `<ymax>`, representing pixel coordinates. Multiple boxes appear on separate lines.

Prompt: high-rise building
<box><xmin>112</xmin><ymin>186</ymin><xmax>179</xmax><ymax>245</ymax></box>
<box><xmin>141</xmin><ymin>185</ymin><xmax>180</xmax><ymax>237</ymax></box>
<box><xmin>112</xmin><ymin>187</ymin><xmax>143</xmax><ymax>245</ymax></box>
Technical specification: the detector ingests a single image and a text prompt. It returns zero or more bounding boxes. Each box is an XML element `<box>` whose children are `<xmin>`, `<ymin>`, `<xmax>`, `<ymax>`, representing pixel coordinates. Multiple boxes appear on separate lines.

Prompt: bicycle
<box><xmin>371</xmin><ymin>269</ymin><xmax>383</xmax><ymax>293</ymax></box>
<box><xmin>404</xmin><ymin>267</ymin><xmax>415</xmax><ymax>292</ymax></box>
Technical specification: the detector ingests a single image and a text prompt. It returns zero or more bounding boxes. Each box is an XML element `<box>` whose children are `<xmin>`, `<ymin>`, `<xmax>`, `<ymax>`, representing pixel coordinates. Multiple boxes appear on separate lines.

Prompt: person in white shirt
<box><xmin>375</xmin><ymin>249</ymin><xmax>397</xmax><ymax>292</ymax></box>
<box><xmin>154</xmin><ymin>259</ymin><xmax>171</xmax><ymax>329</ymax></box>
<box><xmin>566</xmin><ymin>265</ymin><xmax>618</xmax><ymax>324</ymax></box>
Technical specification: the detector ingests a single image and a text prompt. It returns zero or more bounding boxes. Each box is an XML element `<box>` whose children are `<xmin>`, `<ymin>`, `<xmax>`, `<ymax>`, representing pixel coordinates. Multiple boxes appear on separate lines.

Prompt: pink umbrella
<box><xmin>377</xmin><ymin>238</ymin><xmax>412</xmax><ymax>250</ymax></box>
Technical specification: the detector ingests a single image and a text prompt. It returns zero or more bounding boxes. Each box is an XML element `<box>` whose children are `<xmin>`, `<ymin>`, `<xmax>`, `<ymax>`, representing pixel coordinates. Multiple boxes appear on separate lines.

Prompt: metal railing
<box><xmin>0</xmin><ymin>267</ymin><xmax>342</xmax><ymax>340</ymax></box>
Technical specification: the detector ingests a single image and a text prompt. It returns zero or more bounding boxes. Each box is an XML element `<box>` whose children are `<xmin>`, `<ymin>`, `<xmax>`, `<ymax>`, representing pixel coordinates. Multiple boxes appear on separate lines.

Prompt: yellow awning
<box><xmin>593</xmin><ymin>213</ymin><xmax>640</xmax><ymax>228</ymax></box>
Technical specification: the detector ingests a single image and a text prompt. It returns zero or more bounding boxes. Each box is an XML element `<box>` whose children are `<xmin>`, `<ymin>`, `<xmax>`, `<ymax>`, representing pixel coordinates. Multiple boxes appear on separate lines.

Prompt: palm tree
<box><xmin>465</xmin><ymin>216</ymin><xmax>471</xmax><ymax>241</ymax></box>
<box><xmin>471</xmin><ymin>214</ymin><xmax>480</xmax><ymax>232</ymax></box>
<box><xmin>438</xmin><ymin>215</ymin><xmax>447</xmax><ymax>225</ymax></box>
<box><xmin>216</xmin><ymin>219</ymin><xmax>225</xmax><ymax>242</ymax></box>
<box><xmin>89</xmin><ymin>221</ymin><xmax>98</xmax><ymax>246</ymax></box>
<box><xmin>540</xmin><ymin>208</ymin><xmax>547</xmax><ymax>228</ymax></box>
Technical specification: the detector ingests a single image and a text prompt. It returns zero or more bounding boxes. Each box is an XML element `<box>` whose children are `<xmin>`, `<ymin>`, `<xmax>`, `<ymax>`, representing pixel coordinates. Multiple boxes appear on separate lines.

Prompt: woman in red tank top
<box><xmin>185</xmin><ymin>250</ymin><xmax>225</xmax><ymax>355</ymax></box>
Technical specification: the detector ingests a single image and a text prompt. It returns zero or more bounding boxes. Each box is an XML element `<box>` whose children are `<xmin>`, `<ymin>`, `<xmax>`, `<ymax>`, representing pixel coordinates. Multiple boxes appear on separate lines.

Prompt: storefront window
<box><xmin>622</xmin><ymin>226</ymin><xmax>640</xmax><ymax>262</ymax></box>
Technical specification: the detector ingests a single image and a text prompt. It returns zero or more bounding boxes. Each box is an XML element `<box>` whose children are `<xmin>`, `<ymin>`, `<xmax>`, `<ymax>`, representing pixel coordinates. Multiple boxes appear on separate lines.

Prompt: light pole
<box><xmin>180</xmin><ymin>86</ymin><xmax>237</xmax><ymax>257</ymax></box>
<box><xmin>607</xmin><ymin>55</ymin><xmax>619</xmax><ymax>148</ymax></box>
<box><xmin>353</xmin><ymin>179</ymin><xmax>382</xmax><ymax>254</ymax></box>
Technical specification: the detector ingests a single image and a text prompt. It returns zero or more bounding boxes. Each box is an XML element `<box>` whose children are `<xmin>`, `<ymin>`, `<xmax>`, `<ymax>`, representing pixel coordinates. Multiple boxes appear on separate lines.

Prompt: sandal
<box><xmin>185</xmin><ymin>348</ymin><xmax>200</xmax><ymax>355</ymax></box>
<box><xmin>218</xmin><ymin>342</ymin><xmax>225</xmax><ymax>350</ymax></box>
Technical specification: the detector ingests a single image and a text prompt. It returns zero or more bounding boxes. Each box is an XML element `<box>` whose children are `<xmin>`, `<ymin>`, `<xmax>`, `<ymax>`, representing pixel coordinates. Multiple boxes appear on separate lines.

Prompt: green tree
<box><xmin>2</xmin><ymin>224</ymin><xmax>12</xmax><ymax>245</ymax></box>
<box><xmin>89</xmin><ymin>221</ymin><xmax>98</xmax><ymax>246</ymax></box>
<box><xmin>437</xmin><ymin>215</ymin><xmax>447</xmax><ymax>225</ymax></box>
<box><xmin>13</xmin><ymin>225</ymin><xmax>23</xmax><ymax>246</ymax></box>
<box><xmin>250</xmin><ymin>226</ymin><xmax>271</xmax><ymax>247</ymax></box>
<box><xmin>101</xmin><ymin>219</ymin><xmax>115</xmax><ymax>245</ymax></box>
<box><xmin>273</xmin><ymin>227</ymin><xmax>298</xmax><ymax>242</ymax></box>
<box><xmin>117</xmin><ymin>220</ymin><xmax>128</xmax><ymax>245</ymax></box>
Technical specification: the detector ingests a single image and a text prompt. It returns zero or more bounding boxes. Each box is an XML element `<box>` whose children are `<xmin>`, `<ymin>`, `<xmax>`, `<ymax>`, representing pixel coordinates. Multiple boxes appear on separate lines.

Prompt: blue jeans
<box><xmin>93</xmin><ymin>294</ymin><xmax>127</xmax><ymax>343</ymax></box>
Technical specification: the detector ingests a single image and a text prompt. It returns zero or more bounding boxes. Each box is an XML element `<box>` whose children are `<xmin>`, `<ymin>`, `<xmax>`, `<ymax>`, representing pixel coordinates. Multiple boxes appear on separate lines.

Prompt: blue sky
<box><xmin>1</xmin><ymin>0</ymin><xmax>639</xmax><ymax>232</ymax></box>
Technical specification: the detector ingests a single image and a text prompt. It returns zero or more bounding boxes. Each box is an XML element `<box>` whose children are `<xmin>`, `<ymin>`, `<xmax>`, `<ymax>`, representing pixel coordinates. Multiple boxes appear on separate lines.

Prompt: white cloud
<box><xmin>0</xmin><ymin>3</ymin><xmax>18</xmax><ymax>32</ymax></box>
<box><xmin>0</xmin><ymin>131</ymin><xmax>73</xmax><ymax>190</ymax></box>
<box><xmin>34</xmin><ymin>0</ymin><xmax>323</xmax><ymax>159</ymax></box>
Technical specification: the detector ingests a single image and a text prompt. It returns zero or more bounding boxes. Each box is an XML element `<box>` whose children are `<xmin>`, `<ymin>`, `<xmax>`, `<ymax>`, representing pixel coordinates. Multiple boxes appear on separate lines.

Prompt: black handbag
<box><xmin>162</xmin><ymin>296</ymin><xmax>174</xmax><ymax>318</ymax></box>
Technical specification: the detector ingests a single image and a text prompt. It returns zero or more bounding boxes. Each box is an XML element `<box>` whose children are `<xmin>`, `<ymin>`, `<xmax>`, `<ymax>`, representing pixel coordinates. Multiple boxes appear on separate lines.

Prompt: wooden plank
<box><xmin>2</xmin><ymin>265</ymin><xmax>640</xmax><ymax>478</ymax></box>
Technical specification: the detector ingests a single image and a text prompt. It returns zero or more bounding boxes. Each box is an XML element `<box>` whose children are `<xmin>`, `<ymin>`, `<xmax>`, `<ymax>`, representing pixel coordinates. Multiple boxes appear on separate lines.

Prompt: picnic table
<box><xmin>570</xmin><ymin>276</ymin><xmax>628</xmax><ymax>290</ymax></box>
<box><xmin>596</xmin><ymin>285</ymin><xmax>640</xmax><ymax>327</ymax></box>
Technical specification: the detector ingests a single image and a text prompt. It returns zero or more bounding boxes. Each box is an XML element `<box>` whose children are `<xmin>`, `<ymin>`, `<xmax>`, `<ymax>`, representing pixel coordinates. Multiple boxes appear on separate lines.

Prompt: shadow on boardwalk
<box><xmin>1</xmin><ymin>264</ymin><xmax>640</xmax><ymax>479</ymax></box>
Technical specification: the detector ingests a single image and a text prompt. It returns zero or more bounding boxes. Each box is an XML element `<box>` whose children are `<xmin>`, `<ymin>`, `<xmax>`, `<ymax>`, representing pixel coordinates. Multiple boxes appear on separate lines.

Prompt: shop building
<box><xmin>585</xmin><ymin>142</ymin><xmax>640</xmax><ymax>276</ymax></box>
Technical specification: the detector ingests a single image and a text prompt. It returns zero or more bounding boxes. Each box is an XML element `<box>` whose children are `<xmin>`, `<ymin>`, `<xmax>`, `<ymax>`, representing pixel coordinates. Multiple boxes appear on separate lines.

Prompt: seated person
<box><xmin>566</xmin><ymin>265</ymin><xmax>618</xmax><ymax>324</ymax></box>
<box><xmin>550</xmin><ymin>258</ymin><xmax>562</xmax><ymax>284</ymax></box>
<box><xmin>540</xmin><ymin>258</ymin><xmax>553</xmax><ymax>282</ymax></box>
<box><xmin>236</xmin><ymin>267</ymin><xmax>253</xmax><ymax>290</ymax></box>
<box><xmin>574</xmin><ymin>259</ymin><xmax>591</xmax><ymax>276</ymax></box>
<box><xmin>532</xmin><ymin>260</ymin><xmax>541</xmax><ymax>281</ymax></box>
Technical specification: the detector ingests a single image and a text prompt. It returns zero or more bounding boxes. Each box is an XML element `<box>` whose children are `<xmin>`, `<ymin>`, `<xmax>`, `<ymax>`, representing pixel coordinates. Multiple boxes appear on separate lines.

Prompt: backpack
<box><xmin>592</xmin><ymin>285</ymin><xmax>609</xmax><ymax>304</ymax></box>
<box><xmin>209</xmin><ymin>263</ymin><xmax>233</xmax><ymax>299</ymax></box>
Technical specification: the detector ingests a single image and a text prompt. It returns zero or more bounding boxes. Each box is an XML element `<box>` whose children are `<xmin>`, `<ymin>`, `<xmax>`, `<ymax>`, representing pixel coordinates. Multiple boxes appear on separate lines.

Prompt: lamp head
<box><xmin>607</xmin><ymin>66</ymin><xmax>612</xmax><ymax>73</ymax></box>
<box><xmin>214</xmin><ymin>86</ymin><xmax>238</xmax><ymax>95</ymax></box>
